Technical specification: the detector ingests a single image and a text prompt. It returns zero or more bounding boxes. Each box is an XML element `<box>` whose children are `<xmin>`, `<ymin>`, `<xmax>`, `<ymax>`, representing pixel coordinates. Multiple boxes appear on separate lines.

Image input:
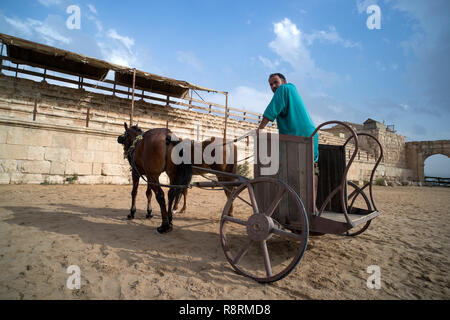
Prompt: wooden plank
<box><xmin>286</xmin><ymin>140</ymin><xmax>299</xmax><ymax>225</ymax></box>
<box><xmin>277</xmin><ymin>139</ymin><xmax>288</xmax><ymax>220</ymax></box>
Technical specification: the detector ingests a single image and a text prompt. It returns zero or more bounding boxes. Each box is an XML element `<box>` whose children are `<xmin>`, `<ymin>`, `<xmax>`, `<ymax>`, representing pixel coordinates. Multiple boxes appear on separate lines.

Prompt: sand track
<box><xmin>0</xmin><ymin>184</ymin><xmax>448</xmax><ymax>299</ymax></box>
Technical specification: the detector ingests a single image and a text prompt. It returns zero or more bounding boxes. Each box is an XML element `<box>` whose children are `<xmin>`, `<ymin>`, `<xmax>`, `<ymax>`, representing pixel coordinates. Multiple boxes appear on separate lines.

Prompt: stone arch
<box><xmin>423</xmin><ymin>153</ymin><xmax>450</xmax><ymax>178</ymax></box>
<box><xmin>406</xmin><ymin>140</ymin><xmax>450</xmax><ymax>181</ymax></box>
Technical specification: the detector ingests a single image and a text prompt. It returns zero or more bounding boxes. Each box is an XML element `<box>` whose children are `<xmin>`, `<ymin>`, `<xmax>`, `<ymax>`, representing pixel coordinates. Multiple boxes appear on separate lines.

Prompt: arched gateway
<box><xmin>405</xmin><ymin>140</ymin><xmax>450</xmax><ymax>182</ymax></box>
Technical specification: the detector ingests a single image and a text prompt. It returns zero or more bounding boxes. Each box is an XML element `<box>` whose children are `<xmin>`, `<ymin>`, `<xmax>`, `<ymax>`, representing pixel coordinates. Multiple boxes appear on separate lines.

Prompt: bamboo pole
<box><xmin>130</xmin><ymin>68</ymin><xmax>136</xmax><ymax>126</ymax></box>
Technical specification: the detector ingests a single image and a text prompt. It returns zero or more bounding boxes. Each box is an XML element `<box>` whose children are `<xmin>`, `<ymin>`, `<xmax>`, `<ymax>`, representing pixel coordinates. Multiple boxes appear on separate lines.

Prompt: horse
<box><xmin>172</xmin><ymin>136</ymin><xmax>238</xmax><ymax>215</ymax></box>
<box><xmin>117</xmin><ymin>122</ymin><xmax>192</xmax><ymax>234</ymax></box>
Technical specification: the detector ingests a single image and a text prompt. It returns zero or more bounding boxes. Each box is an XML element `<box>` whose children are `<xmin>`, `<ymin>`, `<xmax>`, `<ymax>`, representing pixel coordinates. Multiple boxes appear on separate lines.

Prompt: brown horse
<box><xmin>117</xmin><ymin>122</ymin><xmax>192</xmax><ymax>234</ymax></box>
<box><xmin>173</xmin><ymin>137</ymin><xmax>238</xmax><ymax>214</ymax></box>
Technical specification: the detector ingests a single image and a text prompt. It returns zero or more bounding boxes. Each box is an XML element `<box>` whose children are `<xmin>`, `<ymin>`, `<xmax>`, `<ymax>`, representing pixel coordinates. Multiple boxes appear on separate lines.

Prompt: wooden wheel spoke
<box><xmin>233</xmin><ymin>240</ymin><xmax>253</xmax><ymax>265</ymax></box>
<box><xmin>234</xmin><ymin>194</ymin><xmax>253</xmax><ymax>208</ymax></box>
<box><xmin>260</xmin><ymin>240</ymin><xmax>272</xmax><ymax>277</ymax></box>
<box><xmin>247</xmin><ymin>184</ymin><xmax>259</xmax><ymax>214</ymax></box>
<box><xmin>265</xmin><ymin>187</ymin><xmax>287</xmax><ymax>217</ymax></box>
<box><xmin>223</xmin><ymin>215</ymin><xmax>247</xmax><ymax>226</ymax></box>
<box><xmin>272</xmin><ymin>228</ymin><xmax>304</xmax><ymax>242</ymax></box>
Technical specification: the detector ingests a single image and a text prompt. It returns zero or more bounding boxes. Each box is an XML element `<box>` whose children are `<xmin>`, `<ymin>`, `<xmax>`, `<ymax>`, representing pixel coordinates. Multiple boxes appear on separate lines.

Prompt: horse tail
<box><xmin>167</xmin><ymin>135</ymin><xmax>193</xmax><ymax>203</ymax></box>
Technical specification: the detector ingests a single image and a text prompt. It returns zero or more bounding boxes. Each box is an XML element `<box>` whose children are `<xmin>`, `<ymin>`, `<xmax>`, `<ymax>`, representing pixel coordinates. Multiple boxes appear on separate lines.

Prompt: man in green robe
<box><xmin>258</xmin><ymin>73</ymin><xmax>319</xmax><ymax>212</ymax></box>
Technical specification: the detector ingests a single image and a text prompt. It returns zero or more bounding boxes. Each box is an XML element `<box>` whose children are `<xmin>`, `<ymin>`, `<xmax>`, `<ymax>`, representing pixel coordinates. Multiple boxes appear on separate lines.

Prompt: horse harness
<box><xmin>125</xmin><ymin>134</ymin><xmax>189</xmax><ymax>189</ymax></box>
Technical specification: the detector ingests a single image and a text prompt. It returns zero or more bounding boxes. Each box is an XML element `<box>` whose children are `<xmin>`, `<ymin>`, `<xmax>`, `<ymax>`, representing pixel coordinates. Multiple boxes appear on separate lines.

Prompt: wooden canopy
<box><xmin>0</xmin><ymin>33</ymin><xmax>224</xmax><ymax>97</ymax></box>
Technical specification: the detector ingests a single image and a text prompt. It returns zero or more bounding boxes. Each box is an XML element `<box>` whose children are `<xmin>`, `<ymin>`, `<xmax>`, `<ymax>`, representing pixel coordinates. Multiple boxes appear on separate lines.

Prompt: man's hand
<box><xmin>258</xmin><ymin>116</ymin><xmax>270</xmax><ymax>130</ymax></box>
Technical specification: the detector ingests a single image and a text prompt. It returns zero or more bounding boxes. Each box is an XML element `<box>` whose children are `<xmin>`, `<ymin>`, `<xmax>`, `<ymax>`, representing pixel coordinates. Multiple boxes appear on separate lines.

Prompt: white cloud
<box><xmin>229</xmin><ymin>86</ymin><xmax>273</xmax><ymax>114</ymax></box>
<box><xmin>107</xmin><ymin>29</ymin><xmax>135</xmax><ymax>51</ymax></box>
<box><xmin>268</xmin><ymin>18</ymin><xmax>339</xmax><ymax>85</ymax></box>
<box><xmin>28</xmin><ymin>18</ymin><xmax>70</xmax><ymax>45</ymax></box>
<box><xmin>176</xmin><ymin>51</ymin><xmax>202</xmax><ymax>70</ymax></box>
<box><xmin>87</xmin><ymin>4</ymin><xmax>97</xmax><ymax>14</ymax></box>
<box><xmin>98</xmin><ymin>42</ymin><xmax>138</xmax><ymax>68</ymax></box>
<box><xmin>38</xmin><ymin>0</ymin><xmax>62</xmax><ymax>6</ymax></box>
<box><xmin>4</xmin><ymin>16</ymin><xmax>33</xmax><ymax>36</ymax></box>
<box><xmin>304</xmin><ymin>26</ymin><xmax>361</xmax><ymax>49</ymax></box>
<box><xmin>5</xmin><ymin>16</ymin><xmax>70</xmax><ymax>45</ymax></box>
<box><xmin>258</xmin><ymin>56</ymin><xmax>280</xmax><ymax>69</ymax></box>
<box><xmin>356</xmin><ymin>0</ymin><xmax>379</xmax><ymax>14</ymax></box>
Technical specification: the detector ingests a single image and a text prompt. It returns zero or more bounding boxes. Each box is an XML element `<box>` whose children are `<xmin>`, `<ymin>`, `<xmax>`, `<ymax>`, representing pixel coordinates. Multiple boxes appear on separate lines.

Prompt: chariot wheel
<box><xmin>343</xmin><ymin>181</ymin><xmax>373</xmax><ymax>237</ymax></box>
<box><xmin>220</xmin><ymin>177</ymin><xmax>309</xmax><ymax>283</ymax></box>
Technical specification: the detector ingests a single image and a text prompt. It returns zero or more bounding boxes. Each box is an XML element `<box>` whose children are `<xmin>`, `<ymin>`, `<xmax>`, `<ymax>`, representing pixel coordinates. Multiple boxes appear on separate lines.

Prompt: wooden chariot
<box><xmin>192</xmin><ymin>121</ymin><xmax>384</xmax><ymax>283</ymax></box>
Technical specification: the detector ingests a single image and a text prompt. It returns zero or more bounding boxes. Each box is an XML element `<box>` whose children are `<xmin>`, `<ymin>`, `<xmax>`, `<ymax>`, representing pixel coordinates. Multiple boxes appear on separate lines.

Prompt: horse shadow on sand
<box><xmin>2</xmin><ymin>203</ymin><xmax>262</xmax><ymax>288</ymax></box>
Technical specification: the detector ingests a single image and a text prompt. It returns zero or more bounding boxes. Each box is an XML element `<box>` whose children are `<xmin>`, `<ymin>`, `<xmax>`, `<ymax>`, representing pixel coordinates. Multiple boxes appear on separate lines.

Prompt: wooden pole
<box><xmin>86</xmin><ymin>107</ymin><xmax>90</xmax><ymax>127</ymax></box>
<box><xmin>0</xmin><ymin>43</ymin><xmax>3</xmax><ymax>73</ymax></box>
<box><xmin>33</xmin><ymin>99</ymin><xmax>38</xmax><ymax>121</ymax></box>
<box><xmin>223</xmin><ymin>92</ymin><xmax>229</xmax><ymax>142</ymax></box>
<box><xmin>130</xmin><ymin>68</ymin><xmax>136</xmax><ymax>126</ymax></box>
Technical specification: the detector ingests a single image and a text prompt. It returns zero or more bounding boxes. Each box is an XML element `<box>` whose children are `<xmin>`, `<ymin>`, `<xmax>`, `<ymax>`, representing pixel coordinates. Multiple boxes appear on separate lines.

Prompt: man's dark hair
<box><xmin>268</xmin><ymin>73</ymin><xmax>286</xmax><ymax>82</ymax></box>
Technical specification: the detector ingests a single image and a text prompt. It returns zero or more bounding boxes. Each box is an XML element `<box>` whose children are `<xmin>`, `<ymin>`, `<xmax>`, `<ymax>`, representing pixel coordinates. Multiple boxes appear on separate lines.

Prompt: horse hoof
<box><xmin>146</xmin><ymin>213</ymin><xmax>154</xmax><ymax>219</ymax></box>
<box><xmin>127</xmin><ymin>214</ymin><xmax>134</xmax><ymax>220</ymax></box>
<box><xmin>156</xmin><ymin>224</ymin><xmax>173</xmax><ymax>234</ymax></box>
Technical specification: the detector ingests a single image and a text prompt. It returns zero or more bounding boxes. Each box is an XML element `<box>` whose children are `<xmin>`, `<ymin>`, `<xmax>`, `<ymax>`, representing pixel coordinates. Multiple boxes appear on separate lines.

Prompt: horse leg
<box><xmin>153</xmin><ymin>184</ymin><xmax>172</xmax><ymax>234</ymax></box>
<box><xmin>180</xmin><ymin>188</ymin><xmax>187</xmax><ymax>213</ymax></box>
<box><xmin>168</xmin><ymin>187</ymin><xmax>176</xmax><ymax>224</ymax></box>
<box><xmin>145</xmin><ymin>183</ymin><xmax>154</xmax><ymax>219</ymax></box>
<box><xmin>127</xmin><ymin>171</ymin><xmax>139</xmax><ymax>220</ymax></box>
<box><xmin>173</xmin><ymin>188</ymin><xmax>187</xmax><ymax>214</ymax></box>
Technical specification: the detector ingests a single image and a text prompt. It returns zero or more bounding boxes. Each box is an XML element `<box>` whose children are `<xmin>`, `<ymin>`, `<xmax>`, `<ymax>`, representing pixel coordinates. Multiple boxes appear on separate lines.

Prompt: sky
<box><xmin>1</xmin><ymin>0</ymin><xmax>449</xmax><ymax>176</ymax></box>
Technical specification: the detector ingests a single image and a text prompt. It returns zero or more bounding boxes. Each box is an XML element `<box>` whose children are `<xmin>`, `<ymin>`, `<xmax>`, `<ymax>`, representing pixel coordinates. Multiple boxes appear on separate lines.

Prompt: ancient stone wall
<box><xmin>0</xmin><ymin>74</ymin><xmax>411</xmax><ymax>185</ymax></box>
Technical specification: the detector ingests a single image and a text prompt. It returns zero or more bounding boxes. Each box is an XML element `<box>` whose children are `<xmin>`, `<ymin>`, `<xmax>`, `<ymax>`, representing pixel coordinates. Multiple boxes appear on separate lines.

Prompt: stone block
<box><xmin>92</xmin><ymin>162</ymin><xmax>102</xmax><ymax>175</ymax></box>
<box><xmin>65</xmin><ymin>162</ymin><xmax>92</xmax><ymax>175</ymax></box>
<box><xmin>71</xmin><ymin>150</ymin><xmax>95</xmax><ymax>163</ymax></box>
<box><xmin>93</xmin><ymin>151</ymin><xmax>106</xmax><ymax>163</ymax></box>
<box><xmin>101</xmin><ymin>164</ymin><xmax>126</xmax><ymax>176</ymax></box>
<box><xmin>103</xmin><ymin>176</ymin><xmax>129</xmax><ymax>185</ymax></box>
<box><xmin>0</xmin><ymin>144</ymin><xmax>29</xmax><ymax>160</ymax></box>
<box><xmin>22</xmin><ymin>174</ymin><xmax>44</xmax><ymax>184</ymax></box>
<box><xmin>0</xmin><ymin>129</ymin><xmax>6</xmax><ymax>144</ymax></box>
<box><xmin>50</xmin><ymin>161</ymin><xmax>66</xmax><ymax>175</ymax></box>
<box><xmin>0</xmin><ymin>173</ymin><xmax>10</xmax><ymax>184</ymax></box>
<box><xmin>87</xmin><ymin>137</ymin><xmax>109</xmax><ymax>151</ymax></box>
<box><xmin>0</xmin><ymin>159</ymin><xmax>17</xmax><ymax>173</ymax></box>
<box><xmin>6</xmin><ymin>127</ymin><xmax>53</xmax><ymax>146</ymax></box>
<box><xmin>77</xmin><ymin>175</ymin><xmax>104</xmax><ymax>184</ymax></box>
<box><xmin>52</xmin><ymin>134</ymin><xmax>76</xmax><ymax>149</ymax></box>
<box><xmin>27</xmin><ymin>146</ymin><xmax>45</xmax><ymax>160</ymax></box>
<box><xmin>44</xmin><ymin>147</ymin><xmax>71</xmax><ymax>162</ymax></box>
<box><xmin>10</xmin><ymin>172</ymin><xmax>24</xmax><ymax>184</ymax></box>
<box><xmin>46</xmin><ymin>175</ymin><xmax>64</xmax><ymax>184</ymax></box>
<box><xmin>18</xmin><ymin>160</ymin><xmax>51</xmax><ymax>174</ymax></box>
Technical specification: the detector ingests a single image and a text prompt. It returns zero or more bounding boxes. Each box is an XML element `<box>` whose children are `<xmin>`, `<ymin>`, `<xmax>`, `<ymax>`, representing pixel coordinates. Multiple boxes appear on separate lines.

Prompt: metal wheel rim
<box><xmin>344</xmin><ymin>181</ymin><xmax>373</xmax><ymax>237</ymax></box>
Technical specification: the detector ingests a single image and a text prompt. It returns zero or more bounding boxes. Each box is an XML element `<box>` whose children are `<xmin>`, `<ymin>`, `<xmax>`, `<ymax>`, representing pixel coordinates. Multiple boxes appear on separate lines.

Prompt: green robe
<box><xmin>263</xmin><ymin>83</ymin><xmax>319</xmax><ymax>162</ymax></box>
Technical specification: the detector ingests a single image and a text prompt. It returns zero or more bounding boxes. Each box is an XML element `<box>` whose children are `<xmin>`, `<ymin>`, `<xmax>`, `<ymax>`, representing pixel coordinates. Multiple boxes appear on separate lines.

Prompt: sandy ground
<box><xmin>0</xmin><ymin>183</ymin><xmax>449</xmax><ymax>300</ymax></box>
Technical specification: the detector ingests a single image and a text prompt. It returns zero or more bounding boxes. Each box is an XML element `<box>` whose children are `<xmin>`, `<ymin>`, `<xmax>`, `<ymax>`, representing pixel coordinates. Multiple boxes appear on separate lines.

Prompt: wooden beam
<box><xmin>130</xmin><ymin>68</ymin><xmax>136</xmax><ymax>126</ymax></box>
<box><xmin>86</xmin><ymin>107</ymin><xmax>90</xmax><ymax>127</ymax></box>
<box><xmin>33</xmin><ymin>99</ymin><xmax>38</xmax><ymax>121</ymax></box>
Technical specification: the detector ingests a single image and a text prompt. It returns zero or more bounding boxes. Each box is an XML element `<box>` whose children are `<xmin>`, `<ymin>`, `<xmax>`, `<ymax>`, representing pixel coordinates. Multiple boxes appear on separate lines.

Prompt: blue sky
<box><xmin>1</xmin><ymin>0</ymin><xmax>449</xmax><ymax>176</ymax></box>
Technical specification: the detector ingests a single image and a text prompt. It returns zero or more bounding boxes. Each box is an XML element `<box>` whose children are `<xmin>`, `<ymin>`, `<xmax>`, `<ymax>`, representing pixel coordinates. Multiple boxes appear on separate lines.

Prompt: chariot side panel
<box><xmin>254</xmin><ymin>133</ymin><xmax>314</xmax><ymax>229</ymax></box>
